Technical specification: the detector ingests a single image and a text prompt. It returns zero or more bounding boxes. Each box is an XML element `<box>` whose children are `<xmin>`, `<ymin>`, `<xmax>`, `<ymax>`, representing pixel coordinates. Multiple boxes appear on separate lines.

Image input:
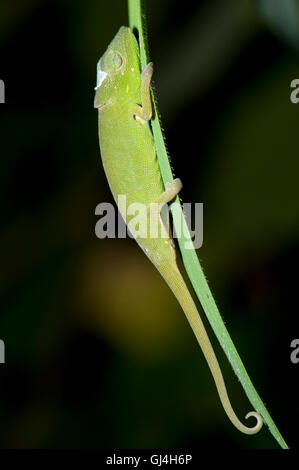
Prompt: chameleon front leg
<box><xmin>134</xmin><ymin>62</ymin><xmax>154</xmax><ymax>121</ymax></box>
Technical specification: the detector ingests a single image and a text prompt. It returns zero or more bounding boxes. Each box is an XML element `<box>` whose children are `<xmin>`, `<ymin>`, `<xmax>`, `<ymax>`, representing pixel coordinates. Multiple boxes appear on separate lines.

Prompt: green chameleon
<box><xmin>94</xmin><ymin>26</ymin><xmax>263</xmax><ymax>435</ymax></box>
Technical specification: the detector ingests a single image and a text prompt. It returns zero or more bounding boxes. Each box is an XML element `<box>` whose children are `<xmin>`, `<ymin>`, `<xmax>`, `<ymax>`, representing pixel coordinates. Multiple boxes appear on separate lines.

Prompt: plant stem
<box><xmin>128</xmin><ymin>0</ymin><xmax>288</xmax><ymax>449</ymax></box>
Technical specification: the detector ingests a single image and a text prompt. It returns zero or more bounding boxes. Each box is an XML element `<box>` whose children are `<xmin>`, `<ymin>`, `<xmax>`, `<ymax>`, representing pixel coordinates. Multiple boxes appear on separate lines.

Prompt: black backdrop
<box><xmin>0</xmin><ymin>0</ymin><xmax>298</xmax><ymax>449</ymax></box>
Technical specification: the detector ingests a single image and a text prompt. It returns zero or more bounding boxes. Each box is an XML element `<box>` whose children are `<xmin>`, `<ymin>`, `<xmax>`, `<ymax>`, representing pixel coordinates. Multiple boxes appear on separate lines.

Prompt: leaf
<box><xmin>128</xmin><ymin>0</ymin><xmax>288</xmax><ymax>449</ymax></box>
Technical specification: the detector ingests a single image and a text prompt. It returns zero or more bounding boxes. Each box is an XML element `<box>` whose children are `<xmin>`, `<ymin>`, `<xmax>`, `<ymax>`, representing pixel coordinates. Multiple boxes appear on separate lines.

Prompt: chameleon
<box><xmin>94</xmin><ymin>26</ymin><xmax>263</xmax><ymax>435</ymax></box>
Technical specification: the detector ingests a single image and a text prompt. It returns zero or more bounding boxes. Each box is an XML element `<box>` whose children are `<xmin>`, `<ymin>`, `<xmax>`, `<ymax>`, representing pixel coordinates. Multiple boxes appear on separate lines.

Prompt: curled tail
<box><xmin>159</xmin><ymin>262</ymin><xmax>263</xmax><ymax>435</ymax></box>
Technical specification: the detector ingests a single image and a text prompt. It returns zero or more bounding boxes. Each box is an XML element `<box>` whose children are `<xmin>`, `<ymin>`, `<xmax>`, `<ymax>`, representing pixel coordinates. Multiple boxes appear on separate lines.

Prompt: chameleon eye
<box><xmin>104</xmin><ymin>50</ymin><xmax>123</xmax><ymax>72</ymax></box>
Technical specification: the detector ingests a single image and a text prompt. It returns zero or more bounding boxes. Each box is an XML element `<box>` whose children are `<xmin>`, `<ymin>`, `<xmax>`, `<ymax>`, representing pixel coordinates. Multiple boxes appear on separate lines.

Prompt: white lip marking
<box><xmin>94</xmin><ymin>63</ymin><xmax>107</xmax><ymax>90</ymax></box>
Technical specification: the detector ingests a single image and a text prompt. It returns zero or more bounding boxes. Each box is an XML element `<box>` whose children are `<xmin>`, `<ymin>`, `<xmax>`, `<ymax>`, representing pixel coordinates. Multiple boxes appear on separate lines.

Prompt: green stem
<box><xmin>128</xmin><ymin>0</ymin><xmax>288</xmax><ymax>449</ymax></box>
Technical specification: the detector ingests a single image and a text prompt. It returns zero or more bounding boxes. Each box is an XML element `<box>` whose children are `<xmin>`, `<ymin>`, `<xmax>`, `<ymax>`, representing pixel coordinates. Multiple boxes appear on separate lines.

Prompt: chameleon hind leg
<box><xmin>147</xmin><ymin>179</ymin><xmax>183</xmax><ymax>240</ymax></box>
<box><xmin>147</xmin><ymin>179</ymin><xmax>182</xmax><ymax>216</ymax></box>
<box><xmin>154</xmin><ymin>178</ymin><xmax>183</xmax><ymax>205</ymax></box>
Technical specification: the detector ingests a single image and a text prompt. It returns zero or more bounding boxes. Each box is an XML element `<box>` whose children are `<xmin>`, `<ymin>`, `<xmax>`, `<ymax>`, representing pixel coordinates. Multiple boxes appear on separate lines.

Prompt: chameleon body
<box><xmin>94</xmin><ymin>26</ymin><xmax>262</xmax><ymax>435</ymax></box>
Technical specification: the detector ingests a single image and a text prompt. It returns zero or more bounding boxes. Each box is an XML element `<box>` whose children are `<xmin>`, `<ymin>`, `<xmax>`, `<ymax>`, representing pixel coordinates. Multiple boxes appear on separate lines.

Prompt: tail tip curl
<box><xmin>244</xmin><ymin>411</ymin><xmax>263</xmax><ymax>434</ymax></box>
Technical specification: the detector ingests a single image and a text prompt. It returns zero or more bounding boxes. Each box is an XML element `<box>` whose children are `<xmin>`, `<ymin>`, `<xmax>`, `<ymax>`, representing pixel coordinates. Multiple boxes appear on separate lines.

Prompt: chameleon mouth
<box><xmin>94</xmin><ymin>101</ymin><xmax>108</xmax><ymax>110</ymax></box>
<box><xmin>94</xmin><ymin>99</ymin><xmax>111</xmax><ymax>111</ymax></box>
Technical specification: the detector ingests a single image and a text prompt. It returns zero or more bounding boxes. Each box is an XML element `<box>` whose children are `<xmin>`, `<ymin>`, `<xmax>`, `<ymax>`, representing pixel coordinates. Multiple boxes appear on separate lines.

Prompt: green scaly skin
<box><xmin>94</xmin><ymin>26</ymin><xmax>263</xmax><ymax>435</ymax></box>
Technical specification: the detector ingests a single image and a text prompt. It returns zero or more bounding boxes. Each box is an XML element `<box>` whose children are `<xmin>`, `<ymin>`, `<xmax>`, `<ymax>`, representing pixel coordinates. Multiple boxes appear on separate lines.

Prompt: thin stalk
<box><xmin>128</xmin><ymin>0</ymin><xmax>288</xmax><ymax>449</ymax></box>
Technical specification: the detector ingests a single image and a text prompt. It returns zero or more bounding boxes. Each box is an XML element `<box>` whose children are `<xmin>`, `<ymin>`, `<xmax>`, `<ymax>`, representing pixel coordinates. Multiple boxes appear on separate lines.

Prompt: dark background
<box><xmin>0</xmin><ymin>0</ymin><xmax>298</xmax><ymax>449</ymax></box>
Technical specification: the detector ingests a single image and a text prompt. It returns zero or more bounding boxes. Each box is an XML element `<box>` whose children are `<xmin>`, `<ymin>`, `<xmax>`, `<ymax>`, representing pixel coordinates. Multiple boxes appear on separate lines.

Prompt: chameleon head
<box><xmin>94</xmin><ymin>26</ymin><xmax>140</xmax><ymax>110</ymax></box>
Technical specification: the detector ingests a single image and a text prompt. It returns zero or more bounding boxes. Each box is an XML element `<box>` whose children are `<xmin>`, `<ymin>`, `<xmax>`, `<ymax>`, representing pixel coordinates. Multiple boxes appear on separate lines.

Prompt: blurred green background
<box><xmin>0</xmin><ymin>0</ymin><xmax>298</xmax><ymax>449</ymax></box>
